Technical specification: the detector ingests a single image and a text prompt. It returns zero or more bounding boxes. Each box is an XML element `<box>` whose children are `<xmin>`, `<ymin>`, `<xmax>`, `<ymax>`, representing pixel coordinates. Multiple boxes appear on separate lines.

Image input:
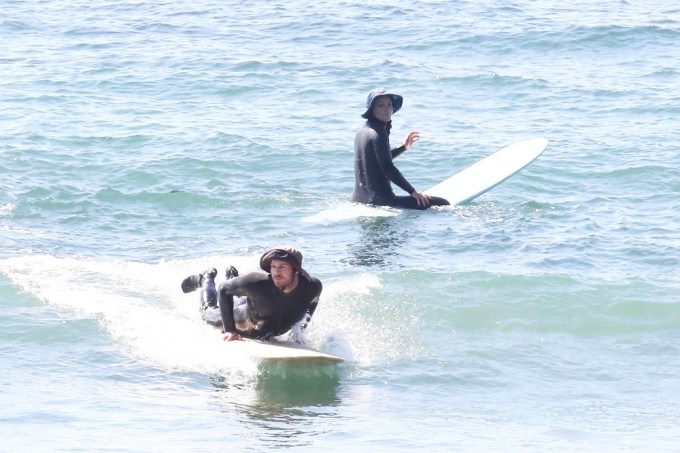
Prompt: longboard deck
<box><xmin>423</xmin><ymin>137</ymin><xmax>547</xmax><ymax>204</ymax></box>
<box><xmin>222</xmin><ymin>337</ymin><xmax>344</xmax><ymax>363</ymax></box>
<box><xmin>302</xmin><ymin>202</ymin><xmax>399</xmax><ymax>223</ymax></box>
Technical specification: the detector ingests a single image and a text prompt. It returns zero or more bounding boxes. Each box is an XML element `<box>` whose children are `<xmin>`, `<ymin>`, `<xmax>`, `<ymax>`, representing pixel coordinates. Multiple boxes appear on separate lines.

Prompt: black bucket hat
<box><xmin>260</xmin><ymin>246</ymin><xmax>303</xmax><ymax>273</ymax></box>
<box><xmin>361</xmin><ymin>87</ymin><xmax>404</xmax><ymax>118</ymax></box>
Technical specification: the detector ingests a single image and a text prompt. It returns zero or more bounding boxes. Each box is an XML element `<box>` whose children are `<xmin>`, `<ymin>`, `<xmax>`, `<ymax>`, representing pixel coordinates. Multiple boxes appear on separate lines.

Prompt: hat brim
<box><xmin>260</xmin><ymin>248</ymin><xmax>303</xmax><ymax>273</ymax></box>
<box><xmin>362</xmin><ymin>93</ymin><xmax>403</xmax><ymax>118</ymax></box>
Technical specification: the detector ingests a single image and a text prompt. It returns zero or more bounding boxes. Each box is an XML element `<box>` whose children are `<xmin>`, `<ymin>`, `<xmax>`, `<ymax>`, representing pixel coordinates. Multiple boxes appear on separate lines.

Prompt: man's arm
<box><xmin>307</xmin><ymin>297</ymin><xmax>319</xmax><ymax>317</ymax></box>
<box><xmin>217</xmin><ymin>281</ymin><xmax>241</xmax><ymax>341</ymax></box>
<box><xmin>302</xmin><ymin>277</ymin><xmax>322</xmax><ymax>328</ymax></box>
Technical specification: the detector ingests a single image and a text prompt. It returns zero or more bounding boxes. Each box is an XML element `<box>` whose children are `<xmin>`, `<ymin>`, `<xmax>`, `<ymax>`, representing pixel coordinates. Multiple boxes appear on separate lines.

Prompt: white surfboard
<box><xmin>222</xmin><ymin>337</ymin><xmax>344</xmax><ymax>364</ymax></box>
<box><xmin>302</xmin><ymin>202</ymin><xmax>399</xmax><ymax>223</ymax></box>
<box><xmin>423</xmin><ymin>137</ymin><xmax>547</xmax><ymax>204</ymax></box>
<box><xmin>302</xmin><ymin>138</ymin><xmax>547</xmax><ymax>223</ymax></box>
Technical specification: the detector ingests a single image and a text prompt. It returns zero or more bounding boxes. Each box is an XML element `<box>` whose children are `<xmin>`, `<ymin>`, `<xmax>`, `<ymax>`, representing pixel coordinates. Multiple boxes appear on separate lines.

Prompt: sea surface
<box><xmin>1</xmin><ymin>1</ymin><xmax>679</xmax><ymax>451</ymax></box>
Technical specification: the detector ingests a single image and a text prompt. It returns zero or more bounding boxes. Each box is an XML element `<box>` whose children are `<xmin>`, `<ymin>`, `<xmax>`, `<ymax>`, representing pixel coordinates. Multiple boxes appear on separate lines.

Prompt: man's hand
<box><xmin>223</xmin><ymin>331</ymin><xmax>242</xmax><ymax>342</ymax></box>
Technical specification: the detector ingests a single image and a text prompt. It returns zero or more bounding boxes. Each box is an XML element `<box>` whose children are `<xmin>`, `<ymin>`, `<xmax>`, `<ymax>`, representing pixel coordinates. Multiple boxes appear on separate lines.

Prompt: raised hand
<box><xmin>403</xmin><ymin>131</ymin><xmax>420</xmax><ymax>150</ymax></box>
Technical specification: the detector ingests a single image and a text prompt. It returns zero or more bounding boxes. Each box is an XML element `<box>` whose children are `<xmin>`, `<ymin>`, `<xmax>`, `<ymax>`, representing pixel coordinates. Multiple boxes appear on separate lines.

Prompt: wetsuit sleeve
<box><xmin>307</xmin><ymin>298</ymin><xmax>318</xmax><ymax>317</ymax></box>
<box><xmin>391</xmin><ymin>144</ymin><xmax>407</xmax><ymax>159</ymax></box>
<box><xmin>217</xmin><ymin>276</ymin><xmax>255</xmax><ymax>333</ymax></box>
<box><xmin>218</xmin><ymin>284</ymin><xmax>237</xmax><ymax>333</ymax></box>
<box><xmin>374</xmin><ymin>137</ymin><xmax>416</xmax><ymax>195</ymax></box>
<box><xmin>306</xmin><ymin>277</ymin><xmax>322</xmax><ymax>318</ymax></box>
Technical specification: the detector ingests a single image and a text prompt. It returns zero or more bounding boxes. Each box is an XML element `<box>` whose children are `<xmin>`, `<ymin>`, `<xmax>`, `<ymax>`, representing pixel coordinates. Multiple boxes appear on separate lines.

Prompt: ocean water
<box><xmin>1</xmin><ymin>0</ymin><xmax>679</xmax><ymax>451</ymax></box>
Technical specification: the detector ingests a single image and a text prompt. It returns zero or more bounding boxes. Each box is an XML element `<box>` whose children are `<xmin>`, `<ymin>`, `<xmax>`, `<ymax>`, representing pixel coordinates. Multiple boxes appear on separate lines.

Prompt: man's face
<box><xmin>371</xmin><ymin>95</ymin><xmax>393</xmax><ymax>122</ymax></box>
<box><xmin>270</xmin><ymin>259</ymin><xmax>297</xmax><ymax>290</ymax></box>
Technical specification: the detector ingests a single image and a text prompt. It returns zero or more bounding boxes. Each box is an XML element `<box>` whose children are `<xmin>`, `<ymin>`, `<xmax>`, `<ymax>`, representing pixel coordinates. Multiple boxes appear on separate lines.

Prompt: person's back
<box><xmin>220</xmin><ymin>269</ymin><xmax>321</xmax><ymax>339</ymax></box>
<box><xmin>351</xmin><ymin>119</ymin><xmax>398</xmax><ymax>205</ymax></box>
<box><xmin>180</xmin><ymin>246</ymin><xmax>322</xmax><ymax>342</ymax></box>
<box><xmin>219</xmin><ymin>246</ymin><xmax>322</xmax><ymax>341</ymax></box>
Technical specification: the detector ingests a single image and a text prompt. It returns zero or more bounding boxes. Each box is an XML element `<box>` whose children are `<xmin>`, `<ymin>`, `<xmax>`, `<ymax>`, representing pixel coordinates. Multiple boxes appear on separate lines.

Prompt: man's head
<box><xmin>260</xmin><ymin>246</ymin><xmax>303</xmax><ymax>292</ymax></box>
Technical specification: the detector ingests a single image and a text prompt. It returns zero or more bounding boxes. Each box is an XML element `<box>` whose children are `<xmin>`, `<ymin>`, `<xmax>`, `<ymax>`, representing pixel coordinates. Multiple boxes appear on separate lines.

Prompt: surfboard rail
<box><xmin>222</xmin><ymin>337</ymin><xmax>344</xmax><ymax>363</ymax></box>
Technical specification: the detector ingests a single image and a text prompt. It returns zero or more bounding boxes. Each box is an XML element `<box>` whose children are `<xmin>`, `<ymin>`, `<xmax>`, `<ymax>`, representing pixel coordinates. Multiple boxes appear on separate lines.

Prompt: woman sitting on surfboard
<box><xmin>351</xmin><ymin>88</ymin><xmax>449</xmax><ymax>210</ymax></box>
<box><xmin>181</xmin><ymin>246</ymin><xmax>322</xmax><ymax>342</ymax></box>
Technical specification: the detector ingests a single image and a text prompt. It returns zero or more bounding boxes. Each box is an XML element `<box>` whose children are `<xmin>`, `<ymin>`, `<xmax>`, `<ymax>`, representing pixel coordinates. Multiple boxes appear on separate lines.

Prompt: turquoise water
<box><xmin>1</xmin><ymin>1</ymin><xmax>679</xmax><ymax>451</ymax></box>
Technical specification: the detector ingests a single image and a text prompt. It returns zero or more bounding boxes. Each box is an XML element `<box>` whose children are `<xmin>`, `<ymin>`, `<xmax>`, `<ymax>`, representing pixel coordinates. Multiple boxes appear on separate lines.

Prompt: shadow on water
<box><xmin>209</xmin><ymin>361</ymin><xmax>342</xmax><ymax>409</ymax></box>
<box><xmin>345</xmin><ymin>215</ymin><xmax>413</xmax><ymax>267</ymax></box>
<box><xmin>207</xmin><ymin>362</ymin><xmax>344</xmax><ymax>448</ymax></box>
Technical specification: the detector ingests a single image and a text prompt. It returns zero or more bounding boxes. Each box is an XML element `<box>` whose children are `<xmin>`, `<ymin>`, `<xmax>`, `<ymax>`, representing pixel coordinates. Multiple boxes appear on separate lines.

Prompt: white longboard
<box><xmin>302</xmin><ymin>138</ymin><xmax>547</xmax><ymax>223</ymax></box>
<box><xmin>222</xmin><ymin>337</ymin><xmax>344</xmax><ymax>364</ymax></box>
<box><xmin>423</xmin><ymin>138</ymin><xmax>547</xmax><ymax>204</ymax></box>
<box><xmin>302</xmin><ymin>202</ymin><xmax>399</xmax><ymax>223</ymax></box>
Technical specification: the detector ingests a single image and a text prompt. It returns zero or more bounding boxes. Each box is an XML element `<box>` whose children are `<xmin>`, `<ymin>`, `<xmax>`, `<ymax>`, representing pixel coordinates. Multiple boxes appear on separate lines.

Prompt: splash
<box><xmin>1</xmin><ymin>254</ymin><xmax>418</xmax><ymax>379</ymax></box>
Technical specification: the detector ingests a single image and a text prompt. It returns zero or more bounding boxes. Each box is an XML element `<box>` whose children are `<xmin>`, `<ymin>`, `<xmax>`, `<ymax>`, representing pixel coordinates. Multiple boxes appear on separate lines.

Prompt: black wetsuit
<box><xmin>218</xmin><ymin>271</ymin><xmax>322</xmax><ymax>340</ymax></box>
<box><xmin>351</xmin><ymin>116</ymin><xmax>449</xmax><ymax>209</ymax></box>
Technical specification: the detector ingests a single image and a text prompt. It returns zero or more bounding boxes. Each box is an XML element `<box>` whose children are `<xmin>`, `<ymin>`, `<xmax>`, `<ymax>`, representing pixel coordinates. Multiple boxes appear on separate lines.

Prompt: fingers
<box><xmin>404</xmin><ymin>131</ymin><xmax>420</xmax><ymax>149</ymax></box>
<box><xmin>411</xmin><ymin>191</ymin><xmax>432</xmax><ymax>208</ymax></box>
<box><xmin>223</xmin><ymin>332</ymin><xmax>242</xmax><ymax>342</ymax></box>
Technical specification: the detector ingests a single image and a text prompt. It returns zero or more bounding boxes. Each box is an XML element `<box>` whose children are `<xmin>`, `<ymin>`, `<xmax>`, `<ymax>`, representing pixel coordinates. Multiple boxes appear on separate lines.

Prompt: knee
<box><xmin>431</xmin><ymin>196</ymin><xmax>450</xmax><ymax>206</ymax></box>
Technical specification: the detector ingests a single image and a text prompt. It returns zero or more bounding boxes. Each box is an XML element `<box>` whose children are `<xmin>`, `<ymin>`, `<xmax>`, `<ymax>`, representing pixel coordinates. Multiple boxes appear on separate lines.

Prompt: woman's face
<box><xmin>371</xmin><ymin>95</ymin><xmax>393</xmax><ymax>122</ymax></box>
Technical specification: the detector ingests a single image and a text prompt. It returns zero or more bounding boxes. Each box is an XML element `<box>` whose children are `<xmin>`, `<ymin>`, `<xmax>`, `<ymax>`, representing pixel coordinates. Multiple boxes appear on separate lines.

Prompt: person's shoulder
<box><xmin>223</xmin><ymin>271</ymin><xmax>268</xmax><ymax>288</ymax></box>
<box><xmin>241</xmin><ymin>271</ymin><xmax>269</xmax><ymax>283</ymax></box>
<box><xmin>301</xmin><ymin>270</ymin><xmax>322</xmax><ymax>291</ymax></box>
<box><xmin>357</xmin><ymin>122</ymin><xmax>379</xmax><ymax>136</ymax></box>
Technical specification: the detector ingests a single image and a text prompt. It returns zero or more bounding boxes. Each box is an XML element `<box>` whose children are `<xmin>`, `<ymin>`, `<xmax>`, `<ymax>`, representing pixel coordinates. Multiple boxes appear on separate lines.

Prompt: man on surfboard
<box><xmin>352</xmin><ymin>88</ymin><xmax>449</xmax><ymax>210</ymax></box>
<box><xmin>181</xmin><ymin>246</ymin><xmax>322</xmax><ymax>342</ymax></box>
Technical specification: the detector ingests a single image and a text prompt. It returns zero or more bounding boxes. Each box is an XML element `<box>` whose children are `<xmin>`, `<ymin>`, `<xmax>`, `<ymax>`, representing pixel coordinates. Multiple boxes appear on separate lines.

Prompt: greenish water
<box><xmin>1</xmin><ymin>1</ymin><xmax>678</xmax><ymax>451</ymax></box>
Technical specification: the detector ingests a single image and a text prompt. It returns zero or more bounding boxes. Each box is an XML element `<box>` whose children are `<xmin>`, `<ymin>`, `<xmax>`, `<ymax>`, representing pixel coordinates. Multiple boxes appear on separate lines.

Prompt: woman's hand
<box><xmin>403</xmin><ymin>131</ymin><xmax>420</xmax><ymax>150</ymax></box>
<box><xmin>410</xmin><ymin>191</ymin><xmax>432</xmax><ymax>208</ymax></box>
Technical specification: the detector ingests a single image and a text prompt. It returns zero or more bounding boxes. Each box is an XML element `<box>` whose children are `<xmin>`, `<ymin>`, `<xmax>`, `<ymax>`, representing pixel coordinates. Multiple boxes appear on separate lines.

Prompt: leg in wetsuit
<box><xmin>388</xmin><ymin>195</ymin><xmax>450</xmax><ymax>210</ymax></box>
<box><xmin>181</xmin><ymin>266</ymin><xmax>240</xmax><ymax>327</ymax></box>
